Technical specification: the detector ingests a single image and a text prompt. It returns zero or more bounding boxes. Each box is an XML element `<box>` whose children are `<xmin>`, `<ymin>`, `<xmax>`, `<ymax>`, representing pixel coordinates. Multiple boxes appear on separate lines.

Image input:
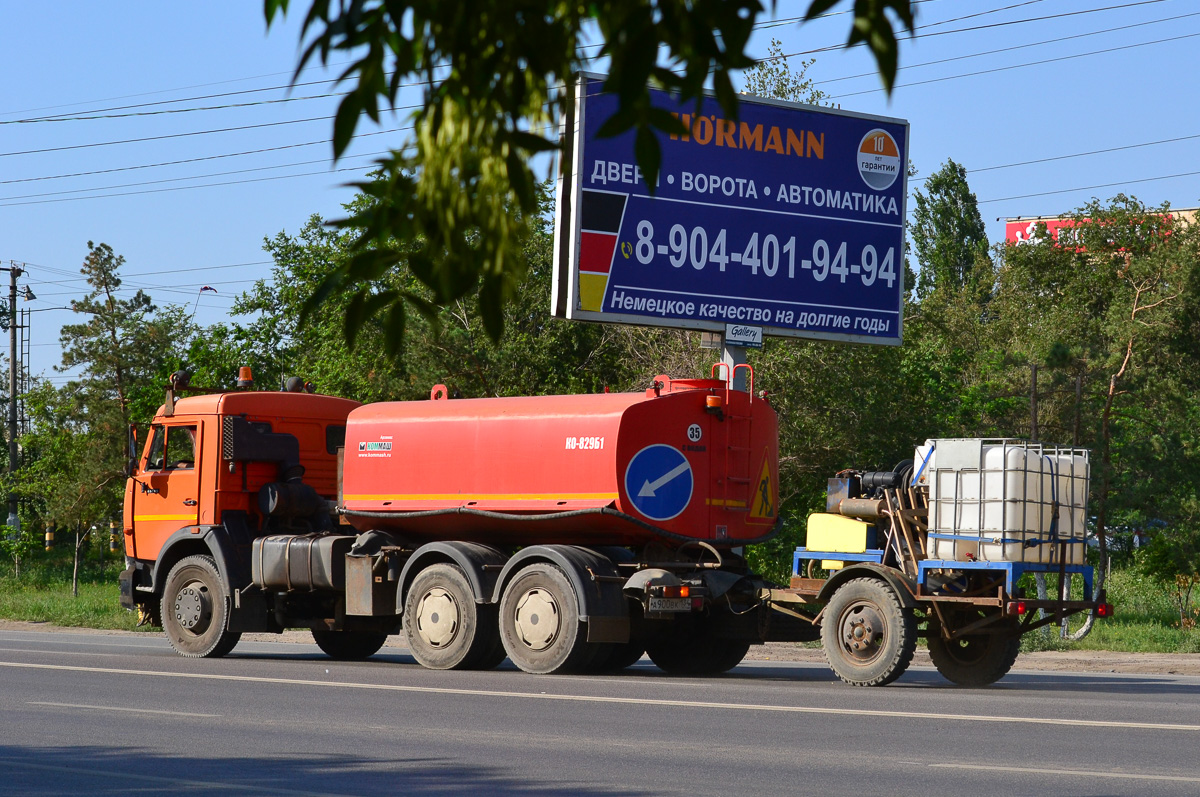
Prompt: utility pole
<box><xmin>3</xmin><ymin>265</ymin><xmax>21</xmax><ymax>531</ymax></box>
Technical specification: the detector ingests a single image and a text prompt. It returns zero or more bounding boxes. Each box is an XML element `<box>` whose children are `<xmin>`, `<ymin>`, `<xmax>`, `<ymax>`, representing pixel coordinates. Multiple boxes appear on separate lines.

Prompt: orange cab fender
<box><xmin>395</xmin><ymin>541</ymin><xmax>508</xmax><ymax>613</ymax></box>
<box><xmin>816</xmin><ymin>563</ymin><xmax>918</xmax><ymax>610</ymax></box>
<box><xmin>150</xmin><ymin>526</ymin><xmax>242</xmax><ymax>597</ymax></box>
<box><xmin>490</xmin><ymin>545</ymin><xmax>629</xmax><ymax>644</ymax></box>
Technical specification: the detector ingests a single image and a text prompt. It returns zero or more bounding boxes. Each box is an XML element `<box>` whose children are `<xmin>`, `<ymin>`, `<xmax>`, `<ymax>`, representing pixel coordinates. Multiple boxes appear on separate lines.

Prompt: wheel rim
<box><xmin>173</xmin><ymin>579</ymin><xmax>213</xmax><ymax>635</ymax></box>
<box><xmin>838</xmin><ymin>601</ymin><xmax>886</xmax><ymax>664</ymax></box>
<box><xmin>513</xmin><ymin>587</ymin><xmax>560</xmax><ymax>651</ymax></box>
<box><xmin>415</xmin><ymin>587</ymin><xmax>460</xmax><ymax>649</ymax></box>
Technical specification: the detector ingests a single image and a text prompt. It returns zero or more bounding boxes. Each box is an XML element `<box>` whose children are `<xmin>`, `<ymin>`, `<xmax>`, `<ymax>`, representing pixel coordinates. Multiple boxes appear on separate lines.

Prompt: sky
<box><xmin>1</xmin><ymin>0</ymin><xmax>1196</xmax><ymax>385</ymax></box>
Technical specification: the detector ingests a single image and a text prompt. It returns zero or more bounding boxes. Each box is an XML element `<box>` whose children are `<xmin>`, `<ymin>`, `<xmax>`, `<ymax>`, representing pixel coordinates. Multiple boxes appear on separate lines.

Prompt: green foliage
<box><xmin>910</xmin><ymin>159</ymin><xmax>989</xmax><ymax>297</ymax></box>
<box><xmin>0</xmin><ymin>524</ymin><xmax>39</xmax><ymax>578</ymax></box>
<box><xmin>741</xmin><ymin>39</ymin><xmax>829</xmax><ymax>106</ymax></box>
<box><xmin>993</xmin><ymin>198</ymin><xmax>1200</xmax><ymax>562</ymax></box>
<box><xmin>263</xmin><ymin>0</ymin><xmax>914</xmax><ymax>346</ymax></box>
<box><xmin>1138</xmin><ymin>526</ymin><xmax>1200</xmax><ymax>628</ymax></box>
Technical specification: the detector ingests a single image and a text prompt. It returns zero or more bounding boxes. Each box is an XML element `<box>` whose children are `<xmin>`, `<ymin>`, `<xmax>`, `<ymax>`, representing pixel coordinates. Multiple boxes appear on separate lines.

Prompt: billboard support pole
<box><xmin>721</xmin><ymin>339</ymin><xmax>747</xmax><ymax>392</ymax></box>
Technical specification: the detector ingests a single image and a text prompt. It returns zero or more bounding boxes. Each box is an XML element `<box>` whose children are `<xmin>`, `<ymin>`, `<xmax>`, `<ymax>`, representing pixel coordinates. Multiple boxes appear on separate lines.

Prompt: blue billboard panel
<box><xmin>552</xmin><ymin>73</ymin><xmax>909</xmax><ymax>345</ymax></box>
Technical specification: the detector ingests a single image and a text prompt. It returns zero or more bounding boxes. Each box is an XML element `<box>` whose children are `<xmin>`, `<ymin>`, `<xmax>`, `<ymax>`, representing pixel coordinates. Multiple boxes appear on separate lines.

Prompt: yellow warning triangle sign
<box><xmin>748</xmin><ymin>452</ymin><xmax>775</xmax><ymax>522</ymax></box>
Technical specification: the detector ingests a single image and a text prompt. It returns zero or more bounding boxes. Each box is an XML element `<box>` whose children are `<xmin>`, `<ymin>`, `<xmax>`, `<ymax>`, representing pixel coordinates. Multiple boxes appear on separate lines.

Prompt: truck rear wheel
<box><xmin>161</xmin><ymin>555</ymin><xmax>241</xmax><ymax>658</ymax></box>
<box><xmin>821</xmin><ymin>577</ymin><xmax>915</xmax><ymax>686</ymax></box>
<box><xmin>928</xmin><ymin>614</ymin><xmax>1021</xmax><ymax>687</ymax></box>
<box><xmin>404</xmin><ymin>563</ymin><xmax>501</xmax><ymax>670</ymax></box>
<box><xmin>311</xmin><ymin>630</ymin><xmax>388</xmax><ymax>660</ymax></box>
<box><xmin>647</xmin><ymin>634</ymin><xmax>749</xmax><ymax>676</ymax></box>
<box><xmin>591</xmin><ymin>641</ymin><xmax>647</xmax><ymax>673</ymax></box>
<box><xmin>499</xmin><ymin>563</ymin><xmax>594</xmax><ymax>674</ymax></box>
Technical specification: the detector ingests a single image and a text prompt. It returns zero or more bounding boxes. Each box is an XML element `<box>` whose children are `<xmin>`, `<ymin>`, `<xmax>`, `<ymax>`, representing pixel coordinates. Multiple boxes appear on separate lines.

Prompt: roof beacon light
<box><xmin>237</xmin><ymin>366</ymin><xmax>254</xmax><ymax>389</ymax></box>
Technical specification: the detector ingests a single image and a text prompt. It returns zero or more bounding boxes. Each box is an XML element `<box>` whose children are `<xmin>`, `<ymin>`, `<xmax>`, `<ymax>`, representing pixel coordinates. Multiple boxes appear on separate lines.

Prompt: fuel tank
<box><xmin>340</xmin><ymin>376</ymin><xmax>779</xmax><ymax>546</ymax></box>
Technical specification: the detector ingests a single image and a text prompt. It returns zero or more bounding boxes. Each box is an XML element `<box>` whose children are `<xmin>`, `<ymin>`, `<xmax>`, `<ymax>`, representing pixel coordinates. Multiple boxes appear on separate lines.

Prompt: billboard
<box><xmin>552</xmin><ymin>73</ymin><xmax>909</xmax><ymax>345</ymax></box>
<box><xmin>1006</xmin><ymin>209</ymin><xmax>1198</xmax><ymax>247</ymax></box>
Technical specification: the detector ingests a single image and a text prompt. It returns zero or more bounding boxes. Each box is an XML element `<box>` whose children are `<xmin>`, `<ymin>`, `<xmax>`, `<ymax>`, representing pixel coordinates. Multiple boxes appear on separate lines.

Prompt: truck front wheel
<box><xmin>821</xmin><ymin>577</ymin><xmax>915</xmax><ymax>686</ymax></box>
<box><xmin>927</xmin><ymin>613</ymin><xmax>1020</xmax><ymax>687</ymax></box>
<box><xmin>161</xmin><ymin>555</ymin><xmax>241</xmax><ymax>658</ymax></box>
<box><xmin>404</xmin><ymin>563</ymin><xmax>502</xmax><ymax>670</ymax></box>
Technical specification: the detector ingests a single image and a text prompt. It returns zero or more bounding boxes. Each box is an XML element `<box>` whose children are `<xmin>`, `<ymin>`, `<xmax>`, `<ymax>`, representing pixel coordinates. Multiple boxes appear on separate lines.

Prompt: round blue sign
<box><xmin>624</xmin><ymin>444</ymin><xmax>693</xmax><ymax>522</ymax></box>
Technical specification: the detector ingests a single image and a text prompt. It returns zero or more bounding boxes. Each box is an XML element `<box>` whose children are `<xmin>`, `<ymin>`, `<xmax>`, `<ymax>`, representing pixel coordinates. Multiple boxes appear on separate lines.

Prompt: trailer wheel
<box><xmin>161</xmin><ymin>555</ymin><xmax>241</xmax><ymax>658</ymax></box>
<box><xmin>821</xmin><ymin>577</ymin><xmax>915</xmax><ymax>686</ymax></box>
<box><xmin>311</xmin><ymin>630</ymin><xmax>388</xmax><ymax>660</ymax></box>
<box><xmin>928</xmin><ymin>614</ymin><xmax>1021</xmax><ymax>687</ymax></box>
<box><xmin>404</xmin><ymin>563</ymin><xmax>501</xmax><ymax>670</ymax></box>
<box><xmin>647</xmin><ymin>634</ymin><xmax>749</xmax><ymax>676</ymax></box>
<box><xmin>499</xmin><ymin>563</ymin><xmax>593</xmax><ymax>674</ymax></box>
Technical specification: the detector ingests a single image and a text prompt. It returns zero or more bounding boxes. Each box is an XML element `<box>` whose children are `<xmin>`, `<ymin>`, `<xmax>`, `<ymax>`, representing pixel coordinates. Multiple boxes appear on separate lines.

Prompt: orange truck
<box><xmin>120</xmin><ymin>368</ymin><xmax>811</xmax><ymax>675</ymax></box>
<box><xmin>121</xmin><ymin>370</ymin><xmax>1110</xmax><ymax>685</ymax></box>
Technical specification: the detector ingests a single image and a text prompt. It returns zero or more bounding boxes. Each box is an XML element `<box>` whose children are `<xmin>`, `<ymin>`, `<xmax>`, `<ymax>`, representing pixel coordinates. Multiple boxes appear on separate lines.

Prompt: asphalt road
<box><xmin>0</xmin><ymin>629</ymin><xmax>1198</xmax><ymax>796</ymax></box>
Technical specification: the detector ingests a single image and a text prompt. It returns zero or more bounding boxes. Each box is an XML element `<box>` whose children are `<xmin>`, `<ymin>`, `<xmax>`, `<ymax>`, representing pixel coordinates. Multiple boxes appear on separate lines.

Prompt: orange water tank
<box><xmin>341</xmin><ymin>376</ymin><xmax>779</xmax><ymax>547</ymax></box>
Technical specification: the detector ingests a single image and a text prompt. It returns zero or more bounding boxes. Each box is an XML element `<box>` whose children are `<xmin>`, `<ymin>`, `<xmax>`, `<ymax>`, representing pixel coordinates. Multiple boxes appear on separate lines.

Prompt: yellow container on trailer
<box><xmin>806</xmin><ymin>513</ymin><xmax>875</xmax><ymax>570</ymax></box>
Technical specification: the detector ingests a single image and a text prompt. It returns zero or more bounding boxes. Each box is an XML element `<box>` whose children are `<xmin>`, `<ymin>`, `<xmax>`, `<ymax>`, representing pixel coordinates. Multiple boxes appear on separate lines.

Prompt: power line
<box><xmin>764</xmin><ymin>0</ymin><xmax>1172</xmax><ymax>64</ymax></box>
<box><xmin>966</xmin><ymin>133</ymin><xmax>1200</xmax><ymax>177</ymax></box>
<box><xmin>0</xmin><ymin>108</ymin><xmax>416</xmax><ymax>158</ymax></box>
<box><xmin>919</xmin><ymin>0</ymin><xmax>1045</xmax><ymax>30</ymax></box>
<box><xmin>0</xmin><ymin>128</ymin><xmax>406</xmax><ymax>186</ymax></box>
<box><xmin>0</xmin><ymin>150</ymin><xmax>391</xmax><ymax>203</ymax></box>
<box><xmin>0</xmin><ymin>164</ymin><xmax>374</xmax><ymax>208</ymax></box>
<box><xmin>829</xmin><ymin>30</ymin><xmax>1200</xmax><ymax>100</ymax></box>
<box><xmin>5</xmin><ymin>92</ymin><xmax>353</xmax><ymax>125</ymax></box>
<box><xmin>819</xmin><ymin>10</ymin><xmax>1199</xmax><ymax>86</ymax></box>
<box><xmin>25</xmin><ymin>260</ymin><xmax>273</xmax><ymax>286</ymax></box>
<box><xmin>0</xmin><ymin>59</ymin><xmax>359</xmax><ymax>119</ymax></box>
<box><xmin>979</xmin><ymin>168</ymin><xmax>1200</xmax><ymax>206</ymax></box>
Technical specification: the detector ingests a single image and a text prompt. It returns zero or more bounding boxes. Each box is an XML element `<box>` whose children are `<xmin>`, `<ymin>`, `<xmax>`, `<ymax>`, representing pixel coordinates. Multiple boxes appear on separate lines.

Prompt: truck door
<box><xmin>131</xmin><ymin>422</ymin><xmax>202</xmax><ymax>562</ymax></box>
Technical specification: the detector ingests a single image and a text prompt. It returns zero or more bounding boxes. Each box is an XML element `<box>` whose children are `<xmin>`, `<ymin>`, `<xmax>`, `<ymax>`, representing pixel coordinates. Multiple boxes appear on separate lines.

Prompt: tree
<box><xmin>263</xmin><ymin>0</ymin><xmax>915</xmax><ymax>346</ymax></box>
<box><xmin>14</xmin><ymin>243</ymin><xmax>198</xmax><ymax>593</ymax></box>
<box><xmin>59</xmin><ymin>242</ymin><xmax>193</xmax><ymax>429</ymax></box>
<box><xmin>0</xmin><ymin>524</ymin><xmax>38</xmax><ymax>579</ymax></box>
<box><xmin>992</xmin><ymin>197</ymin><xmax>1200</xmax><ymax>565</ymax></box>
<box><xmin>741</xmin><ymin>38</ymin><xmax>828</xmax><ymax>106</ymax></box>
<box><xmin>14</xmin><ymin>383</ymin><xmax>119</xmax><ymax>596</ymax></box>
<box><xmin>910</xmin><ymin>159</ymin><xmax>989</xmax><ymax>297</ymax></box>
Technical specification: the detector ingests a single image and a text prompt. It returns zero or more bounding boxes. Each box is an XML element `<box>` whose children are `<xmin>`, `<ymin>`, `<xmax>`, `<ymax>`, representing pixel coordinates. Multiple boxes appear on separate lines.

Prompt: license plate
<box><xmin>648</xmin><ymin>597</ymin><xmax>691</xmax><ymax>612</ymax></box>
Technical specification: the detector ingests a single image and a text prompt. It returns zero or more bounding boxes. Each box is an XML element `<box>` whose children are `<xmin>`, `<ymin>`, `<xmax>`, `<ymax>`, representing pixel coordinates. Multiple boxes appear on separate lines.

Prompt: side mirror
<box><xmin>127</xmin><ymin>425</ymin><xmax>138</xmax><ymax>460</ymax></box>
<box><xmin>125</xmin><ymin>458</ymin><xmax>137</xmax><ymax>478</ymax></box>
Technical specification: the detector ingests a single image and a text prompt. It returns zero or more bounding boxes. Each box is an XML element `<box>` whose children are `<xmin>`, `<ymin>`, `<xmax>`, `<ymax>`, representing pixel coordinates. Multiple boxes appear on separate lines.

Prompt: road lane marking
<box><xmin>931</xmin><ymin>762</ymin><xmax>1200</xmax><ymax>784</ymax></box>
<box><xmin>27</xmin><ymin>701</ymin><xmax>219</xmax><ymax>718</ymax></box>
<box><xmin>2</xmin><ymin>660</ymin><xmax>1197</xmax><ymax>732</ymax></box>
<box><xmin>1</xmin><ymin>647</ymin><xmax>133</xmax><ymax>658</ymax></box>
<box><xmin>0</xmin><ymin>758</ymin><xmax>356</xmax><ymax>797</ymax></box>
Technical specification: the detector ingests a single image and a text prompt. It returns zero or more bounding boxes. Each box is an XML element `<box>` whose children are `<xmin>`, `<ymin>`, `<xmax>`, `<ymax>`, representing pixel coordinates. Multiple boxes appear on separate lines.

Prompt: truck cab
<box><xmin>120</xmin><ymin>380</ymin><xmax>360</xmax><ymax>653</ymax></box>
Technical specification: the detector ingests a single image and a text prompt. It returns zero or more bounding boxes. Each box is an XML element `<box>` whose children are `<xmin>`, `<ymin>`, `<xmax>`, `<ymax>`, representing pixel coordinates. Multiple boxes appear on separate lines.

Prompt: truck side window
<box><xmin>145</xmin><ymin>426</ymin><xmax>166</xmax><ymax>471</ymax></box>
<box><xmin>166</xmin><ymin>426</ymin><xmax>197</xmax><ymax>470</ymax></box>
<box><xmin>326</xmin><ymin>425</ymin><xmax>346</xmax><ymax>455</ymax></box>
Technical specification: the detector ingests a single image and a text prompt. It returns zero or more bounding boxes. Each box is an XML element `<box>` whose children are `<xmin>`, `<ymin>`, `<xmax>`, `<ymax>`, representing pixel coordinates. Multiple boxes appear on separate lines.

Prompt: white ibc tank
<box><xmin>914</xmin><ymin>439</ymin><xmax>1089</xmax><ymax>564</ymax></box>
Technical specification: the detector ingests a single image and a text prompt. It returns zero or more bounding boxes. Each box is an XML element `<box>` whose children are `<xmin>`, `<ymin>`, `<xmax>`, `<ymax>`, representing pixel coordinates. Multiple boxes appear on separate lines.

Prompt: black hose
<box><xmin>339</xmin><ymin>505</ymin><xmax>783</xmax><ymax>546</ymax></box>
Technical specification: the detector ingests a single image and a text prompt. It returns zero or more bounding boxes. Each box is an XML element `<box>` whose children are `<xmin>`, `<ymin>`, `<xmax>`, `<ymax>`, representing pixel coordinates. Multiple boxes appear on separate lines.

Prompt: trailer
<box><xmin>775</xmin><ymin>439</ymin><xmax>1112</xmax><ymax>686</ymax></box>
<box><xmin>119</xmin><ymin>370</ymin><xmax>1109</xmax><ymax>685</ymax></box>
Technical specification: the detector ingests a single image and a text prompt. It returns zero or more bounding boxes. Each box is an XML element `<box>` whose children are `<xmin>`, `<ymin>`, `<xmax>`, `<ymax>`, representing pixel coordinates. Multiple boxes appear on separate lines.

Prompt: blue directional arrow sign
<box><xmin>624</xmin><ymin>444</ymin><xmax>694</xmax><ymax>522</ymax></box>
